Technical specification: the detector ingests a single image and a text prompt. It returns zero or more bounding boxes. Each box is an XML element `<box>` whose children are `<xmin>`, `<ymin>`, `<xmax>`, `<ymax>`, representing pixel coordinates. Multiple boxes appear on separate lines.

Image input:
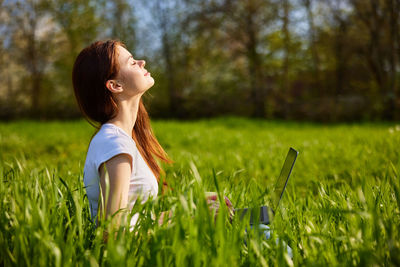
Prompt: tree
<box><xmin>301</xmin><ymin>0</ymin><xmax>321</xmax><ymax>94</ymax></box>
<box><xmin>281</xmin><ymin>0</ymin><xmax>290</xmax><ymax>94</ymax></box>
<box><xmin>386</xmin><ymin>0</ymin><xmax>400</xmax><ymax>119</ymax></box>
<box><xmin>228</xmin><ymin>0</ymin><xmax>277</xmax><ymax>117</ymax></box>
<box><xmin>188</xmin><ymin>0</ymin><xmax>278</xmax><ymax>117</ymax></box>
<box><xmin>3</xmin><ymin>0</ymin><xmax>55</xmax><ymax>117</ymax></box>
<box><xmin>350</xmin><ymin>0</ymin><xmax>400</xmax><ymax>119</ymax></box>
<box><xmin>104</xmin><ymin>0</ymin><xmax>137</xmax><ymax>51</ymax></box>
<box><xmin>48</xmin><ymin>0</ymin><xmax>104</xmax><ymax>115</ymax></box>
<box><xmin>141</xmin><ymin>0</ymin><xmax>187</xmax><ymax>117</ymax></box>
<box><xmin>326</xmin><ymin>0</ymin><xmax>351</xmax><ymax>99</ymax></box>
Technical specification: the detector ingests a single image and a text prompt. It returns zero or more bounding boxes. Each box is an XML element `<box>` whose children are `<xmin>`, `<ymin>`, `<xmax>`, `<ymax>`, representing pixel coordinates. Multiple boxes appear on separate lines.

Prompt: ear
<box><xmin>105</xmin><ymin>80</ymin><xmax>123</xmax><ymax>93</ymax></box>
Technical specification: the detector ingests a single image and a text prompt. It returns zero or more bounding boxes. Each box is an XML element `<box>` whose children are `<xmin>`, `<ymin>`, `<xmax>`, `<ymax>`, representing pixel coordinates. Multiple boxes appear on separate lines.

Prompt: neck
<box><xmin>107</xmin><ymin>95</ymin><xmax>142</xmax><ymax>138</ymax></box>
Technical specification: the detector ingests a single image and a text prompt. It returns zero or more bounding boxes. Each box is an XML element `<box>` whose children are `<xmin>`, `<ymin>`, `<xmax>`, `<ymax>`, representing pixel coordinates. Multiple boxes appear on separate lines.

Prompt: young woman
<box><xmin>72</xmin><ymin>40</ymin><xmax>172</xmax><ymax>230</ymax></box>
<box><xmin>72</xmin><ymin>40</ymin><xmax>232</xmax><ymax>232</ymax></box>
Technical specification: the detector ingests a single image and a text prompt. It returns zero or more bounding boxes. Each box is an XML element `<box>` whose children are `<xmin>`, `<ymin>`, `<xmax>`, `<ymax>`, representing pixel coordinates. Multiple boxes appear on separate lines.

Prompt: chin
<box><xmin>148</xmin><ymin>78</ymin><xmax>155</xmax><ymax>88</ymax></box>
<box><xmin>142</xmin><ymin>84</ymin><xmax>154</xmax><ymax>93</ymax></box>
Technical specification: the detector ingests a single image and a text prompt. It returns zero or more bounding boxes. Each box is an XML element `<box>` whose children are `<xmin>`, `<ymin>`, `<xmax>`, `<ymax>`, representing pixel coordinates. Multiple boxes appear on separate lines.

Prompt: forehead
<box><xmin>116</xmin><ymin>45</ymin><xmax>132</xmax><ymax>61</ymax></box>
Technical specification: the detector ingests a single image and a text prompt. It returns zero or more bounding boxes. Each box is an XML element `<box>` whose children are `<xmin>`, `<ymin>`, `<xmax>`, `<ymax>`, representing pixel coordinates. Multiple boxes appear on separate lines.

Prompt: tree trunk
<box><xmin>162</xmin><ymin>32</ymin><xmax>180</xmax><ymax>117</ymax></box>
<box><xmin>282</xmin><ymin>0</ymin><xmax>290</xmax><ymax>95</ymax></box>
<box><xmin>386</xmin><ymin>0</ymin><xmax>399</xmax><ymax>119</ymax></box>
<box><xmin>155</xmin><ymin>1</ymin><xmax>181</xmax><ymax>118</ymax></box>
<box><xmin>333</xmin><ymin>19</ymin><xmax>348</xmax><ymax>121</ymax></box>
<box><xmin>26</xmin><ymin>22</ymin><xmax>41</xmax><ymax>116</ymax></box>
<box><xmin>245</xmin><ymin>2</ymin><xmax>265</xmax><ymax>118</ymax></box>
<box><xmin>303</xmin><ymin>0</ymin><xmax>321</xmax><ymax>95</ymax></box>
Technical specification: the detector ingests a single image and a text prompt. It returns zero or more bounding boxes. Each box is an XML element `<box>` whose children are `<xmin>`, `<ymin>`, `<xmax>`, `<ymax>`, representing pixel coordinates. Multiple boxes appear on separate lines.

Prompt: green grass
<box><xmin>1</xmin><ymin>118</ymin><xmax>400</xmax><ymax>266</ymax></box>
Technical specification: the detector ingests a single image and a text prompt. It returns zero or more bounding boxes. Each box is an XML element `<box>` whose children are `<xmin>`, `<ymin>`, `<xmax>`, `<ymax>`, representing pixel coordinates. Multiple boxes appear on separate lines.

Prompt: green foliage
<box><xmin>1</xmin><ymin>0</ymin><xmax>399</xmax><ymax>120</ymax></box>
<box><xmin>0</xmin><ymin>118</ymin><xmax>400</xmax><ymax>266</ymax></box>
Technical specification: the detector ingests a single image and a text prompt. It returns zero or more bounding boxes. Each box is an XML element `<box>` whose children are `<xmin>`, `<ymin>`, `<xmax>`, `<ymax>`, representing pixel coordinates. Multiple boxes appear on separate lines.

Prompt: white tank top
<box><xmin>83</xmin><ymin>123</ymin><xmax>158</xmax><ymax>227</ymax></box>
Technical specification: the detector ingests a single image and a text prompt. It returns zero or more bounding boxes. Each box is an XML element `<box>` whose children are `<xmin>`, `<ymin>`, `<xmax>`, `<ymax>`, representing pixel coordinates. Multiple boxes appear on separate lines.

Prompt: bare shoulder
<box><xmin>99</xmin><ymin>153</ymin><xmax>133</xmax><ymax>180</ymax></box>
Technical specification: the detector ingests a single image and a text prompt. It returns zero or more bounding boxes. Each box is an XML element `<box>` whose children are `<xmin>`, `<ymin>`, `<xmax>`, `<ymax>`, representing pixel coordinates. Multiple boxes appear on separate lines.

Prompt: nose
<box><xmin>139</xmin><ymin>60</ymin><xmax>146</xmax><ymax>68</ymax></box>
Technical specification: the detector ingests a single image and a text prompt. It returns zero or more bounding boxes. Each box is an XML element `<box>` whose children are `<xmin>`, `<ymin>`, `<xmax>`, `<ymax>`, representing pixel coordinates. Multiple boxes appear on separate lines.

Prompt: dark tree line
<box><xmin>0</xmin><ymin>0</ymin><xmax>399</xmax><ymax>121</ymax></box>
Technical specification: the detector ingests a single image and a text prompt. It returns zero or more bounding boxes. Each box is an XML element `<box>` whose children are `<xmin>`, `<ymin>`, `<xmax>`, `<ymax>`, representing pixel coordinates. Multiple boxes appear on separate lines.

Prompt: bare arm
<box><xmin>98</xmin><ymin>153</ymin><xmax>132</xmax><ymax>234</ymax></box>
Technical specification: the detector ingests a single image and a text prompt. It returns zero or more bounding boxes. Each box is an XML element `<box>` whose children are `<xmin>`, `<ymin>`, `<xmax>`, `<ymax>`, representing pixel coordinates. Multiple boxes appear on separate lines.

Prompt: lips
<box><xmin>144</xmin><ymin>71</ymin><xmax>150</xmax><ymax>76</ymax></box>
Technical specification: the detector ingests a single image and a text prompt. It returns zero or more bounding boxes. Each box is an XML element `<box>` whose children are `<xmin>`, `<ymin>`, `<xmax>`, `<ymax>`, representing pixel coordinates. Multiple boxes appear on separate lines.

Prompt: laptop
<box><xmin>234</xmin><ymin>147</ymin><xmax>298</xmax><ymax>225</ymax></box>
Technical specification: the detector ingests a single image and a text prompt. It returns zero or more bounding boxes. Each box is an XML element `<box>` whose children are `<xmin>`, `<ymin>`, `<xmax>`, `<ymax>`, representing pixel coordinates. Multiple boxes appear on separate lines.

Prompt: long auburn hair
<box><xmin>72</xmin><ymin>40</ymin><xmax>171</xmax><ymax>182</ymax></box>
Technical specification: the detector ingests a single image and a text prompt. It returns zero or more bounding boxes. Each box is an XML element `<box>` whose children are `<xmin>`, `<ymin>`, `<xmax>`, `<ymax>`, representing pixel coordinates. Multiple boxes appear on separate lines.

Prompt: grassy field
<box><xmin>0</xmin><ymin>118</ymin><xmax>399</xmax><ymax>266</ymax></box>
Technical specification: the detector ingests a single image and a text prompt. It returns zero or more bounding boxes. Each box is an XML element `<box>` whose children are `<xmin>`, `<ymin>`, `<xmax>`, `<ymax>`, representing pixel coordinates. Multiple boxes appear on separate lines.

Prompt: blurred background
<box><xmin>0</xmin><ymin>0</ymin><xmax>399</xmax><ymax>122</ymax></box>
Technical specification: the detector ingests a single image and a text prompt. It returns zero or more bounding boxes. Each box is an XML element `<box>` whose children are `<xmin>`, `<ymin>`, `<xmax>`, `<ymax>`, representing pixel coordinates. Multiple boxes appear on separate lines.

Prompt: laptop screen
<box><xmin>272</xmin><ymin>147</ymin><xmax>298</xmax><ymax>210</ymax></box>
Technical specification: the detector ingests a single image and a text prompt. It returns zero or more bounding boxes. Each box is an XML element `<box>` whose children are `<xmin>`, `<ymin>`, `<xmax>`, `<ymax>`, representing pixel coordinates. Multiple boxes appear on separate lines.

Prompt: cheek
<box><xmin>132</xmin><ymin>73</ymin><xmax>145</xmax><ymax>86</ymax></box>
<box><xmin>129</xmin><ymin>73</ymin><xmax>148</xmax><ymax>90</ymax></box>
<box><xmin>120</xmin><ymin>69</ymin><xmax>150</xmax><ymax>90</ymax></box>
<box><xmin>120</xmin><ymin>71</ymin><xmax>139</xmax><ymax>86</ymax></box>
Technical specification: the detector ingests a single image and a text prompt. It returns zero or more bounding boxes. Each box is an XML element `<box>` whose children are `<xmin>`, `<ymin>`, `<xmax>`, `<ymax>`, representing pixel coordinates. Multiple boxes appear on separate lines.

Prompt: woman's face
<box><xmin>113</xmin><ymin>45</ymin><xmax>154</xmax><ymax>96</ymax></box>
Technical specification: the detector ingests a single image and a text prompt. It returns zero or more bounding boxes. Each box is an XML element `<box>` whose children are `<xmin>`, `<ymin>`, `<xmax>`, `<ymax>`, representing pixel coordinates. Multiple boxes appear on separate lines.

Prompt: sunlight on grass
<box><xmin>0</xmin><ymin>118</ymin><xmax>399</xmax><ymax>266</ymax></box>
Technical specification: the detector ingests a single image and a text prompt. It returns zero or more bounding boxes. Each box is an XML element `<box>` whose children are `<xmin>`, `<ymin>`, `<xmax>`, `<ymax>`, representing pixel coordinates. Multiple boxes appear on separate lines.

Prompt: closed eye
<box><xmin>129</xmin><ymin>55</ymin><xmax>137</xmax><ymax>66</ymax></box>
